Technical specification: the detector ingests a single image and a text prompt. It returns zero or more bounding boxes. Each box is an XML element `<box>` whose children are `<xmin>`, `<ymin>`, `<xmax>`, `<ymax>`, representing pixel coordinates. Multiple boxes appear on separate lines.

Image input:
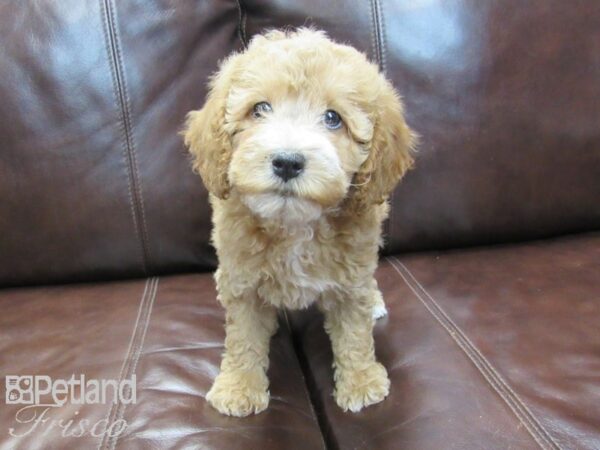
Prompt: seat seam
<box><xmin>107</xmin><ymin>277</ymin><xmax>159</xmax><ymax>450</ymax></box>
<box><xmin>96</xmin><ymin>277</ymin><xmax>150</xmax><ymax>450</ymax></box>
<box><xmin>100</xmin><ymin>0</ymin><xmax>151</xmax><ymax>274</ymax></box>
<box><xmin>97</xmin><ymin>277</ymin><xmax>159</xmax><ymax>450</ymax></box>
<box><xmin>387</xmin><ymin>257</ymin><xmax>562</xmax><ymax>450</ymax></box>
<box><xmin>282</xmin><ymin>310</ymin><xmax>329</xmax><ymax>450</ymax></box>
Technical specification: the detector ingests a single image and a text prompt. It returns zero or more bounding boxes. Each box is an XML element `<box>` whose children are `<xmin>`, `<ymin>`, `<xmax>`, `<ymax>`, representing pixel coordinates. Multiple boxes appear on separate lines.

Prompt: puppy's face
<box><xmin>185</xmin><ymin>29</ymin><xmax>414</xmax><ymax>222</ymax></box>
<box><xmin>228</xmin><ymin>94</ymin><xmax>364</xmax><ymax>215</ymax></box>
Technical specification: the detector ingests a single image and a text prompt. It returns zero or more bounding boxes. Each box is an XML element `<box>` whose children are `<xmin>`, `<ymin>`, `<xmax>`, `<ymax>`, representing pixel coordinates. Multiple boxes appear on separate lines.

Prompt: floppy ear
<box><xmin>346</xmin><ymin>84</ymin><xmax>416</xmax><ymax>213</ymax></box>
<box><xmin>183</xmin><ymin>54</ymin><xmax>241</xmax><ymax>199</ymax></box>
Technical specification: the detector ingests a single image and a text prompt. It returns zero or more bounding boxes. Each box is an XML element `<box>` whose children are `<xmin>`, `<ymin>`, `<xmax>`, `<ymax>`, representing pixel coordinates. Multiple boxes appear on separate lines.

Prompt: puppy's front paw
<box><xmin>206</xmin><ymin>369</ymin><xmax>269</xmax><ymax>417</ymax></box>
<box><xmin>334</xmin><ymin>362</ymin><xmax>390</xmax><ymax>413</ymax></box>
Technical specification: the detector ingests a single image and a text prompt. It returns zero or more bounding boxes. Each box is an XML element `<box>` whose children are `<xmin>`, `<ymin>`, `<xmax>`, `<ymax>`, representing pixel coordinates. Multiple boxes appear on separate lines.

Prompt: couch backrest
<box><xmin>0</xmin><ymin>0</ymin><xmax>233</xmax><ymax>286</ymax></box>
<box><xmin>242</xmin><ymin>0</ymin><xmax>600</xmax><ymax>253</ymax></box>
<box><xmin>1</xmin><ymin>0</ymin><xmax>599</xmax><ymax>287</ymax></box>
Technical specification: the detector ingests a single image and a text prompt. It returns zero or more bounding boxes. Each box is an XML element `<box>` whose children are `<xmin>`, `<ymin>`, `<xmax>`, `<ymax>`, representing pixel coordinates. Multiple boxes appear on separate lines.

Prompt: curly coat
<box><xmin>184</xmin><ymin>28</ymin><xmax>415</xmax><ymax>417</ymax></box>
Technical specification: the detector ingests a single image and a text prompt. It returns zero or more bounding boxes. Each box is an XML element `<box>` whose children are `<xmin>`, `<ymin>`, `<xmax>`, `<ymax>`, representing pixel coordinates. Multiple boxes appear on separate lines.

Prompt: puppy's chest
<box><xmin>253</xmin><ymin>233</ymin><xmax>340</xmax><ymax>309</ymax></box>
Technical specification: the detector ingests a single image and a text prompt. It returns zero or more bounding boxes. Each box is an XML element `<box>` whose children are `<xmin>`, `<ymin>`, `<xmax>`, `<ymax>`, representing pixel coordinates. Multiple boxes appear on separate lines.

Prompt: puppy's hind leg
<box><xmin>371</xmin><ymin>279</ymin><xmax>388</xmax><ymax>320</ymax></box>
<box><xmin>207</xmin><ymin>284</ymin><xmax>277</xmax><ymax>417</ymax></box>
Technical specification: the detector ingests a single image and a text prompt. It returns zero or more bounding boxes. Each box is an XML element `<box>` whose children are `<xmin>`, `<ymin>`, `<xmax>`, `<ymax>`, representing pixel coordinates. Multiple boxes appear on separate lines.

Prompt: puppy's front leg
<box><xmin>321</xmin><ymin>287</ymin><xmax>390</xmax><ymax>412</ymax></box>
<box><xmin>207</xmin><ymin>288</ymin><xmax>277</xmax><ymax>417</ymax></box>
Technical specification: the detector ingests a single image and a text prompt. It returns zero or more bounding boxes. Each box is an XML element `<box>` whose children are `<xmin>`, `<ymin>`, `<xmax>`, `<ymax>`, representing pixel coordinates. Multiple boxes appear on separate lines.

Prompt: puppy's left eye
<box><xmin>252</xmin><ymin>102</ymin><xmax>272</xmax><ymax>118</ymax></box>
<box><xmin>323</xmin><ymin>110</ymin><xmax>343</xmax><ymax>130</ymax></box>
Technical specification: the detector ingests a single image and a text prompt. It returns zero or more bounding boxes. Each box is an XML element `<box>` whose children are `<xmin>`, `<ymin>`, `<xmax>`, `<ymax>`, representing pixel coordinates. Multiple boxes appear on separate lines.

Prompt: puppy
<box><xmin>184</xmin><ymin>28</ymin><xmax>415</xmax><ymax>417</ymax></box>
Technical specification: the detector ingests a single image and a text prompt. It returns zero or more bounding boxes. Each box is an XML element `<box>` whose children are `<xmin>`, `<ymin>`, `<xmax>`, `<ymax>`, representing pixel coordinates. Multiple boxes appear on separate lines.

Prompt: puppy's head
<box><xmin>184</xmin><ymin>29</ymin><xmax>415</xmax><ymax>222</ymax></box>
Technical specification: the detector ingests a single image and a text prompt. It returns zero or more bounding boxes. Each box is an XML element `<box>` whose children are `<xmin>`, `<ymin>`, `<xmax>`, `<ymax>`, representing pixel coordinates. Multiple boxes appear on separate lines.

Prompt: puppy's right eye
<box><xmin>252</xmin><ymin>102</ymin><xmax>272</xmax><ymax>118</ymax></box>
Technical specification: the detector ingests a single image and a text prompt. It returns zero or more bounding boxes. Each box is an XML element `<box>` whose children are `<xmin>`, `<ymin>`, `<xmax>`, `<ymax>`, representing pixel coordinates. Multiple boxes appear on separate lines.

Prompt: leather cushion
<box><xmin>289</xmin><ymin>233</ymin><xmax>600</xmax><ymax>449</ymax></box>
<box><xmin>0</xmin><ymin>274</ymin><xmax>325</xmax><ymax>449</ymax></box>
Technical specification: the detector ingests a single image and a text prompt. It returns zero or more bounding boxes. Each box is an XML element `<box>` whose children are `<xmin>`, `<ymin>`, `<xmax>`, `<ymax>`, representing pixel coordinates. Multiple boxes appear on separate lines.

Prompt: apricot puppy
<box><xmin>184</xmin><ymin>28</ymin><xmax>414</xmax><ymax>417</ymax></box>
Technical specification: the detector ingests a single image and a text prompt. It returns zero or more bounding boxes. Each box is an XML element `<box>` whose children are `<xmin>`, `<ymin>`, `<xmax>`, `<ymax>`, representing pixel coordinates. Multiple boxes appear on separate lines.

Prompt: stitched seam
<box><xmin>387</xmin><ymin>257</ymin><xmax>563</xmax><ymax>450</ymax></box>
<box><xmin>368</xmin><ymin>0</ymin><xmax>382</xmax><ymax>70</ymax></box>
<box><xmin>376</xmin><ymin>0</ymin><xmax>395</xmax><ymax>246</ymax></box>
<box><xmin>235</xmin><ymin>0</ymin><xmax>248</xmax><ymax>48</ymax></box>
<box><xmin>101</xmin><ymin>0</ymin><xmax>151</xmax><ymax>274</ymax></box>
<box><xmin>368</xmin><ymin>0</ymin><xmax>394</xmax><ymax>246</ymax></box>
<box><xmin>108</xmin><ymin>0</ymin><xmax>151</xmax><ymax>272</ymax></box>
<box><xmin>97</xmin><ymin>278</ymin><xmax>150</xmax><ymax>450</ymax></box>
<box><xmin>98</xmin><ymin>277</ymin><xmax>159</xmax><ymax>450</ymax></box>
<box><xmin>376</xmin><ymin>0</ymin><xmax>393</xmax><ymax>245</ymax></box>
<box><xmin>373</xmin><ymin>0</ymin><xmax>387</xmax><ymax>74</ymax></box>
<box><xmin>100</xmin><ymin>0</ymin><xmax>142</xmax><ymax>269</ymax></box>
<box><xmin>107</xmin><ymin>277</ymin><xmax>159</xmax><ymax>450</ymax></box>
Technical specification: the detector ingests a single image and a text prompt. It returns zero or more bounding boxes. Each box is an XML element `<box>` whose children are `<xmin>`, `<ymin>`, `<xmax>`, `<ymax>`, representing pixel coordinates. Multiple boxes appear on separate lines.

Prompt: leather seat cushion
<box><xmin>0</xmin><ymin>274</ymin><xmax>325</xmax><ymax>450</ymax></box>
<box><xmin>289</xmin><ymin>232</ymin><xmax>600</xmax><ymax>450</ymax></box>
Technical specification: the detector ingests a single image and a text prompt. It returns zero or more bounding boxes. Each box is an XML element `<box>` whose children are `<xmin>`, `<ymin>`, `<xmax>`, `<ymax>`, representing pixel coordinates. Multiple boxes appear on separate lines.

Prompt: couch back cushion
<box><xmin>2</xmin><ymin>0</ymin><xmax>599</xmax><ymax>286</ymax></box>
<box><xmin>0</xmin><ymin>0</ymin><xmax>236</xmax><ymax>286</ymax></box>
<box><xmin>243</xmin><ymin>0</ymin><xmax>600</xmax><ymax>254</ymax></box>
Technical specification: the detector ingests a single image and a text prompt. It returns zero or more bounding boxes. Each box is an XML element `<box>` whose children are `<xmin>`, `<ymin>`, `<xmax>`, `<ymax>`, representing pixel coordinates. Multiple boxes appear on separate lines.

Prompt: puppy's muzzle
<box><xmin>272</xmin><ymin>152</ymin><xmax>305</xmax><ymax>182</ymax></box>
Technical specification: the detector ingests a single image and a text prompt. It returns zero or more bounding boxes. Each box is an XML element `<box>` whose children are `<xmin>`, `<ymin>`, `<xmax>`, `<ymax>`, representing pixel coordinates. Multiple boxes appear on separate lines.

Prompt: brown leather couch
<box><xmin>1</xmin><ymin>1</ymin><xmax>599</xmax><ymax>449</ymax></box>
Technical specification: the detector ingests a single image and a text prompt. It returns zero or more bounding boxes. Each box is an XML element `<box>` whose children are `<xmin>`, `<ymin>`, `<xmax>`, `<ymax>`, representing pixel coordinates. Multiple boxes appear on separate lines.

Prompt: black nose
<box><xmin>272</xmin><ymin>153</ymin><xmax>305</xmax><ymax>182</ymax></box>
